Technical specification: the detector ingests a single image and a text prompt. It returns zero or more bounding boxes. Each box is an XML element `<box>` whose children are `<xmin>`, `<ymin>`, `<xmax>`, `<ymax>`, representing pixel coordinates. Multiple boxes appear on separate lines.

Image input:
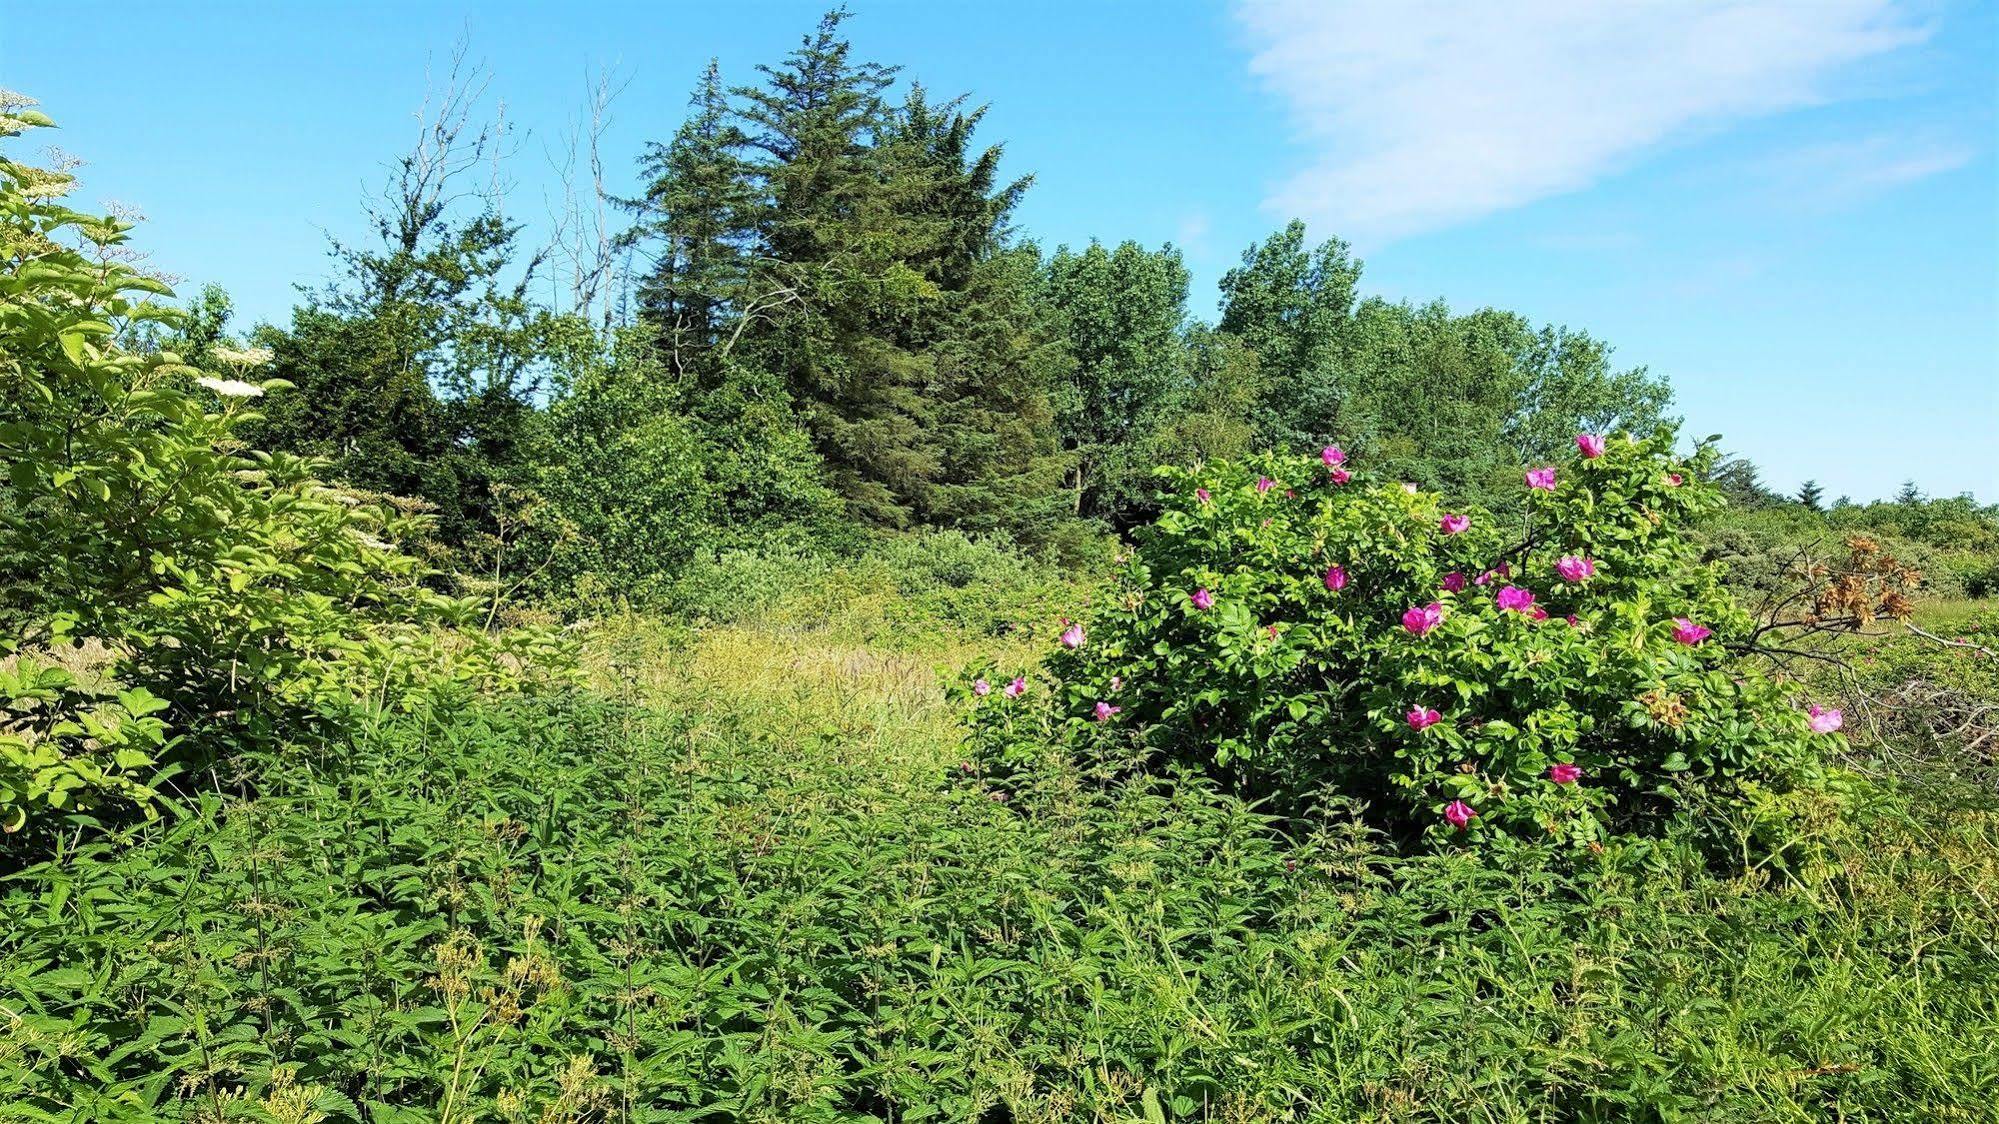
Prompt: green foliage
<box><xmin>986</xmin><ymin>432</ymin><xmax>1840</xmax><ymax>847</ymax></box>
<box><xmin>0</xmin><ymin>102</ymin><xmax>575</xmax><ymax>841</ymax></box>
<box><xmin>245</xmin><ymin>83</ymin><xmax>586</xmax><ymax>551</ymax></box>
<box><xmin>628</xmin><ymin>17</ymin><xmax>1069</xmax><ymax>536</ymax></box>
<box><xmin>539</xmin><ymin>329</ymin><xmax>840</xmax><ymax>598</ymax></box>
<box><xmin>4</xmin><ymin>615</ymin><xmax>1993</xmax><ymax>1121</ymax></box>
<box><xmin>1217</xmin><ymin>218</ymin><xmax>1360</xmax><ymax>449</ymax></box>
<box><xmin>0</xmin><ymin>656</ymin><xmax>166</xmax><ymax>835</ymax></box>
<box><xmin>1697</xmin><ymin>490</ymin><xmax>1999</xmax><ymax>602</ymax></box>
<box><xmin>662</xmin><ymin>530</ymin><xmax>1090</xmax><ymax>645</ymax></box>
<box><xmin>1043</xmin><ymin>239</ymin><xmax>1193</xmax><ymax>525</ymax></box>
<box><xmin>1218</xmin><ymin>224</ymin><xmax>1675</xmax><ymax>507</ymax></box>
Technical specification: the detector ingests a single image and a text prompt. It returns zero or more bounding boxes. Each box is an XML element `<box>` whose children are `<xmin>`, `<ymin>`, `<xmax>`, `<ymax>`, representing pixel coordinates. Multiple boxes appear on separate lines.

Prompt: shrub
<box><xmin>0</xmin><ymin>653</ymin><xmax>165</xmax><ymax>834</ymax></box>
<box><xmin>0</xmin><ymin>100</ymin><xmax>576</xmax><ymax>841</ymax></box>
<box><xmin>971</xmin><ymin>432</ymin><xmax>1845</xmax><ymax>848</ymax></box>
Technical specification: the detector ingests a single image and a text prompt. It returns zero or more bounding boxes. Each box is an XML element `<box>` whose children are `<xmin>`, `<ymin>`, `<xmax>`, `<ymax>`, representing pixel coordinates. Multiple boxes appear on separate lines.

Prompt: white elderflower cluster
<box><xmin>195</xmin><ymin>376</ymin><xmax>265</xmax><ymax>399</ymax></box>
<box><xmin>211</xmin><ymin>345</ymin><xmax>274</xmax><ymax>367</ymax></box>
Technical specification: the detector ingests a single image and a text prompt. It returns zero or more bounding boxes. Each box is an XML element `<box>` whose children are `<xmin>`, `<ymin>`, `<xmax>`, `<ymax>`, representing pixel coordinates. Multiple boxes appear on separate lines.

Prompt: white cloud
<box><xmin>1236</xmin><ymin>0</ymin><xmax>1934</xmax><ymax>244</ymax></box>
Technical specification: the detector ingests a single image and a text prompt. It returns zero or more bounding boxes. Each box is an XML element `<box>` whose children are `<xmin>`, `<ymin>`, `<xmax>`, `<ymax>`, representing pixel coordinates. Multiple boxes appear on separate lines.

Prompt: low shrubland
<box><xmin>5</xmin><ymin>591</ymin><xmax>1996</xmax><ymax>1122</ymax></box>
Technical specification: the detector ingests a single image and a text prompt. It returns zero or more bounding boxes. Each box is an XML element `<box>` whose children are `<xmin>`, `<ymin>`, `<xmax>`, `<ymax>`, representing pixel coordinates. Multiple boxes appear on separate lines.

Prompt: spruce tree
<box><xmin>1797</xmin><ymin>478</ymin><xmax>1825</xmax><ymax>511</ymax></box>
<box><xmin>727</xmin><ymin>9</ymin><xmax>944</xmax><ymax>525</ymax></box>
<box><xmin>632</xmin><ymin>59</ymin><xmax>756</xmax><ymax>372</ymax></box>
<box><xmin>887</xmin><ymin>85</ymin><xmax>1066</xmax><ymax>537</ymax></box>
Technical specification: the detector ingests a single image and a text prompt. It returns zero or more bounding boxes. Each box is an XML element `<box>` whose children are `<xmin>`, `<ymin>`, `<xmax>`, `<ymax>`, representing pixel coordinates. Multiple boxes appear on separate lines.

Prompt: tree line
<box><xmin>155</xmin><ymin>11</ymin><xmax>1849</xmax><ymax>598</ymax></box>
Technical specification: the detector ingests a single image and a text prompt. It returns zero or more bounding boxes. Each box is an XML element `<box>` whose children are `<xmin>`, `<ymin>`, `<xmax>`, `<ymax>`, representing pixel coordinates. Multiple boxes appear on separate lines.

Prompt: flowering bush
<box><xmin>968</xmin><ymin>431</ymin><xmax>1845</xmax><ymax>847</ymax></box>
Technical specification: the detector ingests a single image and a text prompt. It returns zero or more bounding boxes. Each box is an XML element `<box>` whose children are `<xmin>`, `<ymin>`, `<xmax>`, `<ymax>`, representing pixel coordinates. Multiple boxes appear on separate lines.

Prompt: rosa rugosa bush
<box><xmin>974</xmin><ymin>432</ymin><xmax>1843</xmax><ymax>847</ymax></box>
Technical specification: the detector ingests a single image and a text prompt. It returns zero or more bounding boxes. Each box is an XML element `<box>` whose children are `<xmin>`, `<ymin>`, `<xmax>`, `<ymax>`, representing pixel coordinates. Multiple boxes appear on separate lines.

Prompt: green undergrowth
<box><xmin>3</xmin><ymin>608</ymin><xmax>1997</xmax><ymax>1123</ymax></box>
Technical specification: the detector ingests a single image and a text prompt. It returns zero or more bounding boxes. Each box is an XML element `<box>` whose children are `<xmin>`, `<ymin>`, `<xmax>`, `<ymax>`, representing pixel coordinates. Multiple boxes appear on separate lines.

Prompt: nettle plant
<box><xmin>968</xmin><ymin>432</ymin><xmax>1847</xmax><ymax>847</ymax></box>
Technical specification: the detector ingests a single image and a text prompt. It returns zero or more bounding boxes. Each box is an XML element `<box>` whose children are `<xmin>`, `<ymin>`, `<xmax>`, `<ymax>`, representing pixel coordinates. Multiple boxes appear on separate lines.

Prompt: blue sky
<box><xmin>6</xmin><ymin>0</ymin><xmax>1994</xmax><ymax>502</ymax></box>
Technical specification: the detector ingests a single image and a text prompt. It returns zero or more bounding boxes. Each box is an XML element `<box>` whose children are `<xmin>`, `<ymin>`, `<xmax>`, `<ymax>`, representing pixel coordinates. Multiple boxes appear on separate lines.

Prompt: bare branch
<box><xmin>375</xmin><ymin>33</ymin><xmax>503</xmax><ymax>255</ymax></box>
<box><xmin>543</xmin><ymin>63</ymin><xmax>633</xmax><ymax>331</ymax></box>
<box><xmin>1906</xmin><ymin>623</ymin><xmax>1998</xmax><ymax>660</ymax></box>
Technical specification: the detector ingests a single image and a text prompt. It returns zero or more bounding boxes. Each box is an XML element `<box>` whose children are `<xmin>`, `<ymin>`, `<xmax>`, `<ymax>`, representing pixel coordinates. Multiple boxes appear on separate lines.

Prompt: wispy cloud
<box><xmin>1760</xmin><ymin>131</ymin><xmax>1973</xmax><ymax>210</ymax></box>
<box><xmin>1236</xmin><ymin>0</ymin><xmax>1934</xmax><ymax>245</ymax></box>
<box><xmin>1175</xmin><ymin>210</ymin><xmax>1214</xmax><ymax>256</ymax></box>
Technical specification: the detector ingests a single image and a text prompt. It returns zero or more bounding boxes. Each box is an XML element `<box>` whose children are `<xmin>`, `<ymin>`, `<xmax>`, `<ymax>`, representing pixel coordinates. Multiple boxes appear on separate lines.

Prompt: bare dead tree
<box><xmin>373</xmin><ymin>34</ymin><xmax>515</xmax><ymax>257</ymax></box>
<box><xmin>544</xmin><ymin>64</ymin><xmax>632</xmax><ymax>334</ymax></box>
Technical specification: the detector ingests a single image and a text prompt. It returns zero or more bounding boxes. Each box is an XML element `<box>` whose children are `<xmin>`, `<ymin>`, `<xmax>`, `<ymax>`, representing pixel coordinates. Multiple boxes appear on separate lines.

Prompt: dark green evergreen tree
<box><xmin>631</xmin><ymin>59</ymin><xmax>756</xmax><ymax>374</ymax></box>
<box><xmin>885</xmin><ymin>85</ymin><xmax>1066</xmax><ymax>537</ymax></box>
<box><xmin>723</xmin><ymin>10</ymin><xmax>945</xmax><ymax>525</ymax></box>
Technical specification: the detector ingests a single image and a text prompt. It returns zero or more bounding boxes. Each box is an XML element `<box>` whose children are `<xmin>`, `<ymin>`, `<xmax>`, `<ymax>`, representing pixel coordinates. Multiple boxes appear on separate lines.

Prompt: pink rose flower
<box><xmin>1004</xmin><ymin>676</ymin><xmax>1026</xmax><ymax>699</ymax></box>
<box><xmin>1444</xmin><ymin>800</ymin><xmax>1477</xmax><ymax>829</ymax></box>
<box><xmin>1807</xmin><ymin>705</ymin><xmax>1844</xmax><ymax>734</ymax></box>
<box><xmin>1329</xmin><ymin>467</ymin><xmax>1352</xmax><ymax>485</ymax></box>
<box><xmin>1322</xmin><ymin>445</ymin><xmax>1346</xmax><ymax>466</ymax></box>
<box><xmin>1564</xmin><ymin>614</ymin><xmax>1580</xmax><ymax>628</ymax></box>
<box><xmin>1556</xmin><ymin>555</ymin><xmax>1596</xmax><ymax>583</ymax></box>
<box><xmin>1531</xmin><ymin>605</ymin><xmax>1550</xmax><ymax>621</ymax></box>
<box><xmin>1406</xmin><ymin>706</ymin><xmax>1442</xmax><ymax>731</ymax></box>
<box><xmin>1670</xmin><ymin>618</ymin><xmax>1710</xmax><ymax>646</ymax></box>
<box><xmin>1440</xmin><ymin>514</ymin><xmax>1470</xmax><ymax>535</ymax></box>
<box><xmin>1060</xmin><ymin>623</ymin><xmax>1085</xmax><ymax>649</ymax></box>
<box><xmin>1441</xmin><ymin>571</ymin><xmax>1467</xmax><ymax>593</ymax></box>
<box><xmin>1402</xmin><ymin>602</ymin><xmax>1445</xmax><ymax>635</ymax></box>
<box><xmin>1495</xmin><ymin>585</ymin><xmax>1536</xmax><ymax>613</ymax></box>
<box><xmin>1576</xmin><ymin>433</ymin><xmax>1606</xmax><ymax>459</ymax></box>
<box><xmin>1093</xmin><ymin>700</ymin><xmax>1121</xmax><ymax>722</ymax></box>
<box><xmin>973</xmin><ymin>678</ymin><xmax>991</xmax><ymax>697</ymax></box>
<box><xmin>1191</xmin><ymin>587</ymin><xmax>1214</xmax><ymax>611</ymax></box>
<box><xmin>1665</xmin><ymin>472</ymin><xmax>1684</xmax><ymax>487</ymax></box>
<box><xmin>1195</xmin><ymin>487</ymin><xmax>1211</xmax><ymax>503</ymax></box>
<box><xmin>1256</xmin><ymin>476</ymin><xmax>1274</xmax><ymax>494</ymax></box>
<box><xmin>1324</xmin><ymin>564</ymin><xmax>1349</xmax><ymax>592</ymax></box>
<box><xmin>1548</xmin><ymin>763</ymin><xmax>1582</xmax><ymax>784</ymax></box>
<box><xmin>1525</xmin><ymin>466</ymin><xmax>1557</xmax><ymax>492</ymax></box>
